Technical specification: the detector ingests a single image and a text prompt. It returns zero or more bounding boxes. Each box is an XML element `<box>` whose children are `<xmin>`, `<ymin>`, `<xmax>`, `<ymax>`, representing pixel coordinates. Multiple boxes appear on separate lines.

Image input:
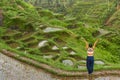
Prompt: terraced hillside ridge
<box><xmin>0</xmin><ymin>0</ymin><xmax>120</xmax><ymax>77</ymax></box>
<box><xmin>68</xmin><ymin>0</ymin><xmax>117</xmax><ymax>25</ymax></box>
<box><xmin>1</xmin><ymin>25</ymin><xmax>107</xmax><ymax>71</ymax></box>
<box><xmin>105</xmin><ymin>9</ymin><xmax>120</xmax><ymax>27</ymax></box>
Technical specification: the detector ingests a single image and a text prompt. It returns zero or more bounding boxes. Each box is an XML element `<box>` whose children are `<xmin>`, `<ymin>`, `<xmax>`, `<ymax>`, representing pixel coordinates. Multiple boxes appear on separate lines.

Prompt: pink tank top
<box><xmin>87</xmin><ymin>48</ymin><xmax>94</xmax><ymax>56</ymax></box>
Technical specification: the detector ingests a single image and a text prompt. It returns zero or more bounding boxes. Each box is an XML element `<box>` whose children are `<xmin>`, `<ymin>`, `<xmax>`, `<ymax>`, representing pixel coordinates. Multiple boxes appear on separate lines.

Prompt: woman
<box><xmin>83</xmin><ymin>38</ymin><xmax>99</xmax><ymax>74</ymax></box>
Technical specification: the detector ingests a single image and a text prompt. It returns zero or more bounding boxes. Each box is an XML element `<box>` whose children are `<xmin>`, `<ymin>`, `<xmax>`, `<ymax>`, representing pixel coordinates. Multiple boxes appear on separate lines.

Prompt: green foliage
<box><xmin>48</xmin><ymin>19</ymin><xmax>67</xmax><ymax>27</ymax></box>
<box><xmin>0</xmin><ymin>0</ymin><xmax>120</xmax><ymax>72</ymax></box>
<box><xmin>16</xmin><ymin>0</ymin><xmax>34</xmax><ymax>9</ymax></box>
<box><xmin>0</xmin><ymin>28</ymin><xmax>6</xmax><ymax>37</ymax></box>
<box><xmin>1</xmin><ymin>0</ymin><xmax>40</xmax><ymax>31</ymax></box>
<box><xmin>38</xmin><ymin>9</ymin><xmax>54</xmax><ymax>18</ymax></box>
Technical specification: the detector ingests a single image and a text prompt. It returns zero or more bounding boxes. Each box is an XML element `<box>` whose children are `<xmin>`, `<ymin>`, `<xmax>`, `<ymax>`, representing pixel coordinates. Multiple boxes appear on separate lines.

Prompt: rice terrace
<box><xmin>0</xmin><ymin>0</ymin><xmax>120</xmax><ymax>80</ymax></box>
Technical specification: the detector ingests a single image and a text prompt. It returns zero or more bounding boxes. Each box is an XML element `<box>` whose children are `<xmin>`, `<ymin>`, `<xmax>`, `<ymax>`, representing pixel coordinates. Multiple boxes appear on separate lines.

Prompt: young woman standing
<box><xmin>83</xmin><ymin>38</ymin><xmax>99</xmax><ymax>74</ymax></box>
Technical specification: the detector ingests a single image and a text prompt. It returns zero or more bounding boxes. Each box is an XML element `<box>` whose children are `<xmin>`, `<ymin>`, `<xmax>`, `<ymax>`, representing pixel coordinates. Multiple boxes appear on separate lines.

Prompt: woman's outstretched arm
<box><xmin>93</xmin><ymin>39</ymin><xmax>99</xmax><ymax>49</ymax></box>
<box><xmin>83</xmin><ymin>38</ymin><xmax>88</xmax><ymax>49</ymax></box>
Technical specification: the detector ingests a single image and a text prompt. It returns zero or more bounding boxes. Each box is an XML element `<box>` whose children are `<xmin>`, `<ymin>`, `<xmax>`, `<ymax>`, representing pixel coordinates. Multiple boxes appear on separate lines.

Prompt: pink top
<box><xmin>87</xmin><ymin>48</ymin><xmax>94</xmax><ymax>56</ymax></box>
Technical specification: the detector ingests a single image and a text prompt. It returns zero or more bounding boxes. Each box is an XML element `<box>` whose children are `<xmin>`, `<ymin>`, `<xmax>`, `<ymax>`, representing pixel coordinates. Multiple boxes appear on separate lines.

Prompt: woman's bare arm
<box><xmin>83</xmin><ymin>38</ymin><xmax>88</xmax><ymax>49</ymax></box>
<box><xmin>93</xmin><ymin>39</ymin><xmax>99</xmax><ymax>49</ymax></box>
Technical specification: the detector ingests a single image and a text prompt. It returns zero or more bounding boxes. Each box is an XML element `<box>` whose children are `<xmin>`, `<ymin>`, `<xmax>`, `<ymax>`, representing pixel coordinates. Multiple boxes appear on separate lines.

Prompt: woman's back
<box><xmin>87</xmin><ymin>47</ymin><xmax>94</xmax><ymax>56</ymax></box>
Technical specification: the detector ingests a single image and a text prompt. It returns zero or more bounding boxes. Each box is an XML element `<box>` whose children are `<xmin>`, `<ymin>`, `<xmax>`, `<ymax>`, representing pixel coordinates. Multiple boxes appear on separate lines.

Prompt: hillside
<box><xmin>0</xmin><ymin>0</ymin><xmax>120</xmax><ymax>73</ymax></box>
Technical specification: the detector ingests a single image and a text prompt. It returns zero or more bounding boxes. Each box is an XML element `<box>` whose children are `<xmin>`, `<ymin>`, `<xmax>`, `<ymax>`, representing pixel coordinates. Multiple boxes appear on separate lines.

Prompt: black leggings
<box><xmin>86</xmin><ymin>56</ymin><xmax>94</xmax><ymax>74</ymax></box>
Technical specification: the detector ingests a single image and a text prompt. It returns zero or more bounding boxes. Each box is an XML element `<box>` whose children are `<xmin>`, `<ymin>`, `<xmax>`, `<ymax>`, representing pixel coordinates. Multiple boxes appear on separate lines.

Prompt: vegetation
<box><xmin>0</xmin><ymin>0</ymin><xmax>120</xmax><ymax>72</ymax></box>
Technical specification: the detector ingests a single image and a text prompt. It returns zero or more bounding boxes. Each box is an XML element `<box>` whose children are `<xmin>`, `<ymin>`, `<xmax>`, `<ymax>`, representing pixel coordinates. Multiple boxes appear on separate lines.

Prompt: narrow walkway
<box><xmin>0</xmin><ymin>52</ymin><xmax>120</xmax><ymax>80</ymax></box>
<box><xmin>0</xmin><ymin>53</ymin><xmax>57</xmax><ymax>80</ymax></box>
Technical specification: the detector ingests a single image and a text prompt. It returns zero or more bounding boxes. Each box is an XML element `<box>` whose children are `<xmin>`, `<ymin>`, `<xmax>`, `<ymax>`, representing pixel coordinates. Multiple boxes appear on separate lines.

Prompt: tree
<box><xmin>34</xmin><ymin>0</ymin><xmax>41</xmax><ymax>6</ymax></box>
<box><xmin>55</xmin><ymin>0</ymin><xmax>60</xmax><ymax>7</ymax></box>
<box><xmin>69</xmin><ymin>0</ymin><xmax>74</xmax><ymax>6</ymax></box>
<box><xmin>116</xmin><ymin>0</ymin><xmax>120</xmax><ymax>10</ymax></box>
<box><xmin>48</xmin><ymin>0</ymin><xmax>53</xmax><ymax>6</ymax></box>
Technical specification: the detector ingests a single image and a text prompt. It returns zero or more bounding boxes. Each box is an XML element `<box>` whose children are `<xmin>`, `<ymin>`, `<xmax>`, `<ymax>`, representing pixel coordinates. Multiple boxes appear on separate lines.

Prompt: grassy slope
<box><xmin>0</xmin><ymin>0</ymin><xmax>120</xmax><ymax>72</ymax></box>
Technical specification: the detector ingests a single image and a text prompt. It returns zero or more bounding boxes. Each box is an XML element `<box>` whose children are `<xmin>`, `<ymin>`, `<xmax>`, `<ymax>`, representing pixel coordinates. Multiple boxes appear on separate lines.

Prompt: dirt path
<box><xmin>0</xmin><ymin>53</ymin><xmax>57</xmax><ymax>80</ymax></box>
<box><xmin>0</xmin><ymin>52</ymin><xmax>120</xmax><ymax>80</ymax></box>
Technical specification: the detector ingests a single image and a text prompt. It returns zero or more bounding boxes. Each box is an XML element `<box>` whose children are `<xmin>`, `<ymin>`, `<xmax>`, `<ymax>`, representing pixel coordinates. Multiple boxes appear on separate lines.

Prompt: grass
<box><xmin>1</xmin><ymin>32</ymin><xmax>120</xmax><ymax>72</ymax></box>
<box><xmin>1</xmin><ymin>40</ymin><xmax>120</xmax><ymax>75</ymax></box>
